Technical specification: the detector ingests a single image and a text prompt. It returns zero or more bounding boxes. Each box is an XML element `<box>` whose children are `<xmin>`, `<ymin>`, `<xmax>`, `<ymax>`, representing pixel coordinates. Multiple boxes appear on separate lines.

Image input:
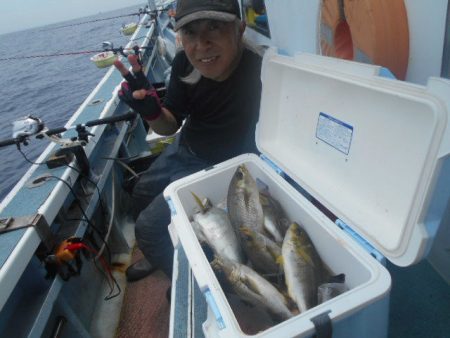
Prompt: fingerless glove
<box><xmin>118</xmin><ymin>81</ymin><xmax>162</xmax><ymax>120</ymax></box>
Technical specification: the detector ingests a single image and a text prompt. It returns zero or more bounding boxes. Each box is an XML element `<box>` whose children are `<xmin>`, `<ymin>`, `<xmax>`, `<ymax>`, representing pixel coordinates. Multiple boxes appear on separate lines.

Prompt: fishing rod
<box><xmin>0</xmin><ymin>112</ymin><xmax>137</xmax><ymax>177</ymax></box>
<box><xmin>41</xmin><ymin>6</ymin><xmax>159</xmax><ymax>32</ymax></box>
<box><xmin>0</xmin><ymin>45</ymin><xmax>151</xmax><ymax>62</ymax></box>
<box><xmin>40</xmin><ymin>4</ymin><xmax>173</xmax><ymax>32</ymax></box>
<box><xmin>0</xmin><ymin>5</ymin><xmax>162</xmax><ymax>62</ymax></box>
<box><xmin>0</xmin><ymin>112</ymin><xmax>138</xmax><ymax>149</ymax></box>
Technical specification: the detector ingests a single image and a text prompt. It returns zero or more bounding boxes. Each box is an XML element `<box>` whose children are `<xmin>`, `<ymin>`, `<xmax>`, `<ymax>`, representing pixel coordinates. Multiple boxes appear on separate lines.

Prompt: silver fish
<box><xmin>239</xmin><ymin>226</ymin><xmax>282</xmax><ymax>275</ymax></box>
<box><xmin>191</xmin><ymin>220</ymin><xmax>207</xmax><ymax>243</ymax></box>
<box><xmin>211</xmin><ymin>256</ymin><xmax>293</xmax><ymax>321</ymax></box>
<box><xmin>282</xmin><ymin>222</ymin><xmax>325</xmax><ymax>313</ymax></box>
<box><xmin>192</xmin><ymin>193</ymin><xmax>245</xmax><ymax>264</ymax></box>
<box><xmin>227</xmin><ymin>164</ymin><xmax>264</xmax><ymax>234</ymax></box>
<box><xmin>259</xmin><ymin>191</ymin><xmax>290</xmax><ymax>244</ymax></box>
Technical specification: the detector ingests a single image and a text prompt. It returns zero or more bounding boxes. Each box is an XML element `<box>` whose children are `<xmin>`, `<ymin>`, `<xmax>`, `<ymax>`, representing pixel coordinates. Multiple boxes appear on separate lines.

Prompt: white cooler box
<box><xmin>165</xmin><ymin>51</ymin><xmax>450</xmax><ymax>338</ymax></box>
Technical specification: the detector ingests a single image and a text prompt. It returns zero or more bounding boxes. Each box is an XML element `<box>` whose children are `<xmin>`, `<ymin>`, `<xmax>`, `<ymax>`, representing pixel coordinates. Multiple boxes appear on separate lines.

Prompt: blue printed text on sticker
<box><xmin>316</xmin><ymin>112</ymin><xmax>353</xmax><ymax>155</ymax></box>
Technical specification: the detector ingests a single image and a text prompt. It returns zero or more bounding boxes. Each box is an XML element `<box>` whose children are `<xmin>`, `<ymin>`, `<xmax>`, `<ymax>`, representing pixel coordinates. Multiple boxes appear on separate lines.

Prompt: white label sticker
<box><xmin>316</xmin><ymin>113</ymin><xmax>353</xmax><ymax>155</ymax></box>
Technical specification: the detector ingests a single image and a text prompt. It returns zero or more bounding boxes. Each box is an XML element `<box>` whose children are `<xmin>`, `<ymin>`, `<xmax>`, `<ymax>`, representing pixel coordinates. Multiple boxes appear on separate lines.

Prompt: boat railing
<box><xmin>0</xmin><ymin>10</ymin><xmax>168</xmax><ymax>337</ymax></box>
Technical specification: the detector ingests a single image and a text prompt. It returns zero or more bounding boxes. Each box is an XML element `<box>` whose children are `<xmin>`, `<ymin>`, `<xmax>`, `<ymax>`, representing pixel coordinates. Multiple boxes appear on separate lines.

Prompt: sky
<box><xmin>0</xmin><ymin>0</ymin><xmax>147</xmax><ymax>35</ymax></box>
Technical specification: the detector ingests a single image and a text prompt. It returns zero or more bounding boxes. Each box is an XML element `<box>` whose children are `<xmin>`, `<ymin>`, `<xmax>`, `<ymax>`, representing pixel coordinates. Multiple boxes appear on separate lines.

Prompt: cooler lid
<box><xmin>257</xmin><ymin>50</ymin><xmax>450</xmax><ymax>267</ymax></box>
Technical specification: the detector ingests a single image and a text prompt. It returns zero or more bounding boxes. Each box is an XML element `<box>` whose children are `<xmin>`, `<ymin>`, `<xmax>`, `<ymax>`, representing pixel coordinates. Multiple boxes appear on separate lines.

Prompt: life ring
<box><xmin>320</xmin><ymin>0</ymin><xmax>409</xmax><ymax>80</ymax></box>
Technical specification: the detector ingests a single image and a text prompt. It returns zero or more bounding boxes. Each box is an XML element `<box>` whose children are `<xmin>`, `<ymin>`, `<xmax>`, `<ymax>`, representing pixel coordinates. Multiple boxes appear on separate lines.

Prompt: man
<box><xmin>114</xmin><ymin>0</ymin><xmax>262</xmax><ymax>282</ymax></box>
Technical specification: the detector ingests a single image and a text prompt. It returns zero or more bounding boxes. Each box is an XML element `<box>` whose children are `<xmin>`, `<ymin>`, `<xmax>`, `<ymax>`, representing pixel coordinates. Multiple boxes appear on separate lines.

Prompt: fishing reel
<box><xmin>139</xmin><ymin>5</ymin><xmax>157</xmax><ymax>17</ymax></box>
<box><xmin>102</xmin><ymin>41</ymin><xmax>126</xmax><ymax>57</ymax></box>
<box><xmin>102</xmin><ymin>41</ymin><xmax>115</xmax><ymax>51</ymax></box>
<box><xmin>6</xmin><ymin>115</ymin><xmax>88</xmax><ymax>149</ymax></box>
<box><xmin>102</xmin><ymin>41</ymin><xmax>141</xmax><ymax>59</ymax></box>
<box><xmin>1</xmin><ymin>112</ymin><xmax>138</xmax><ymax>176</ymax></box>
<box><xmin>2</xmin><ymin>111</ymin><xmax>138</xmax><ymax>148</ymax></box>
<box><xmin>11</xmin><ymin>116</ymin><xmax>44</xmax><ymax>144</ymax></box>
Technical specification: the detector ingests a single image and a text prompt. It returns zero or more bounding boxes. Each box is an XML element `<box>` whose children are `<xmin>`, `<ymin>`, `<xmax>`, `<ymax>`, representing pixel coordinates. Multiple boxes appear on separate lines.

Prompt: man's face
<box><xmin>180</xmin><ymin>19</ymin><xmax>244</xmax><ymax>81</ymax></box>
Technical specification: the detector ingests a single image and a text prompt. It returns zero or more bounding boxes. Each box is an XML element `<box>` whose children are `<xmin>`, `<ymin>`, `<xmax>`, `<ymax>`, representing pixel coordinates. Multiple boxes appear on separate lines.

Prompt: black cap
<box><xmin>174</xmin><ymin>0</ymin><xmax>241</xmax><ymax>31</ymax></box>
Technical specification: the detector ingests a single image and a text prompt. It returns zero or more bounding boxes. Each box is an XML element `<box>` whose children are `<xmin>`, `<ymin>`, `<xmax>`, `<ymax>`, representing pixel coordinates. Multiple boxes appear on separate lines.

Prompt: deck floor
<box><xmin>115</xmin><ymin>250</ymin><xmax>171</xmax><ymax>338</ymax></box>
<box><xmin>388</xmin><ymin>260</ymin><xmax>450</xmax><ymax>338</ymax></box>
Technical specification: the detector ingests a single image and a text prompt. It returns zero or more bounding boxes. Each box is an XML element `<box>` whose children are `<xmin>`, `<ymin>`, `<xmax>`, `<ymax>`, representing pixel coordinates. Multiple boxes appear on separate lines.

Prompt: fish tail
<box><xmin>191</xmin><ymin>191</ymin><xmax>206</xmax><ymax>213</ymax></box>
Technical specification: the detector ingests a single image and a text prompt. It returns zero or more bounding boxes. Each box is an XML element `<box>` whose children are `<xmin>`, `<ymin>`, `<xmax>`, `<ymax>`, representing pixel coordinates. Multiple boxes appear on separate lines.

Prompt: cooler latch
<box><xmin>310</xmin><ymin>310</ymin><xmax>332</xmax><ymax>338</ymax></box>
<box><xmin>335</xmin><ymin>219</ymin><xmax>385</xmax><ymax>264</ymax></box>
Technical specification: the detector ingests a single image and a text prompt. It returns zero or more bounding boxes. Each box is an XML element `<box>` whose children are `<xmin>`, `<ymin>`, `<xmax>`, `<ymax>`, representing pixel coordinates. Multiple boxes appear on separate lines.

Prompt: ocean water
<box><xmin>0</xmin><ymin>5</ymin><xmax>144</xmax><ymax>200</ymax></box>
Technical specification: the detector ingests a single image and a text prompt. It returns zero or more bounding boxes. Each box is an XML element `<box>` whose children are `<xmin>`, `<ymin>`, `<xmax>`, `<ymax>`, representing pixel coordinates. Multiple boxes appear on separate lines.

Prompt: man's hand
<box><xmin>114</xmin><ymin>55</ymin><xmax>162</xmax><ymax>120</ymax></box>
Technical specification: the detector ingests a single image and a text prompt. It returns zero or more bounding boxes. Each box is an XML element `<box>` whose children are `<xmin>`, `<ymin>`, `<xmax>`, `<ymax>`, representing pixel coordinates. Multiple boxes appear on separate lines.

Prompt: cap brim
<box><xmin>175</xmin><ymin>11</ymin><xmax>237</xmax><ymax>31</ymax></box>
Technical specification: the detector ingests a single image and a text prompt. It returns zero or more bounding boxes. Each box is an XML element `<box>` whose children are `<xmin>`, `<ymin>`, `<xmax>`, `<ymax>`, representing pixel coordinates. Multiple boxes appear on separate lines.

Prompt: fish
<box><xmin>191</xmin><ymin>220</ymin><xmax>207</xmax><ymax>243</ymax></box>
<box><xmin>227</xmin><ymin>164</ymin><xmax>264</xmax><ymax>234</ymax></box>
<box><xmin>259</xmin><ymin>190</ymin><xmax>290</xmax><ymax>244</ymax></box>
<box><xmin>190</xmin><ymin>220</ymin><xmax>217</xmax><ymax>262</ymax></box>
<box><xmin>191</xmin><ymin>192</ymin><xmax>245</xmax><ymax>264</ymax></box>
<box><xmin>317</xmin><ymin>273</ymin><xmax>347</xmax><ymax>303</ymax></box>
<box><xmin>317</xmin><ymin>282</ymin><xmax>348</xmax><ymax>304</ymax></box>
<box><xmin>211</xmin><ymin>256</ymin><xmax>293</xmax><ymax>322</ymax></box>
<box><xmin>282</xmin><ymin>222</ymin><xmax>325</xmax><ymax>313</ymax></box>
<box><xmin>239</xmin><ymin>226</ymin><xmax>282</xmax><ymax>275</ymax></box>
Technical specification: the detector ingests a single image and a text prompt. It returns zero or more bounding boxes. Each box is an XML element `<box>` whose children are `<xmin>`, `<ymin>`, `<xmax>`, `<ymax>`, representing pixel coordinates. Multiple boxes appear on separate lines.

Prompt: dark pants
<box><xmin>132</xmin><ymin>134</ymin><xmax>212</xmax><ymax>278</ymax></box>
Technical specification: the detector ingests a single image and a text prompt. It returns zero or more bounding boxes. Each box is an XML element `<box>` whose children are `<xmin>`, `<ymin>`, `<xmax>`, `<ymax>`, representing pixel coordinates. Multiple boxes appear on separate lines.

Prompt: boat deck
<box><xmin>387</xmin><ymin>260</ymin><xmax>450</xmax><ymax>337</ymax></box>
<box><xmin>116</xmin><ymin>249</ymin><xmax>170</xmax><ymax>338</ymax></box>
